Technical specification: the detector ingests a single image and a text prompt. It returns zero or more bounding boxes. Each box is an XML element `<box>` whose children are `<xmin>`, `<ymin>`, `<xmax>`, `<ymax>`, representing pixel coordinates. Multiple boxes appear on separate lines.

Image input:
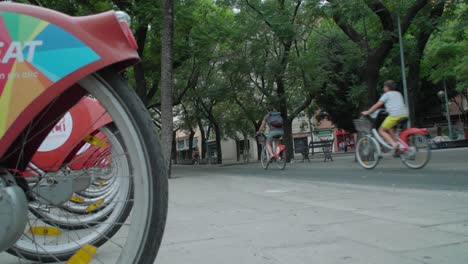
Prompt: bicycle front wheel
<box><xmin>401</xmin><ymin>134</ymin><xmax>431</xmax><ymax>169</ymax></box>
<box><xmin>8</xmin><ymin>69</ymin><xmax>168</xmax><ymax>263</ymax></box>
<box><xmin>356</xmin><ymin>136</ymin><xmax>381</xmax><ymax>169</ymax></box>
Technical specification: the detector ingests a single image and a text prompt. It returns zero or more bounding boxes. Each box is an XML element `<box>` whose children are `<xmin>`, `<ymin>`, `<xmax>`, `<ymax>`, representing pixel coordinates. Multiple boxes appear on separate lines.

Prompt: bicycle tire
<box><xmin>400</xmin><ymin>134</ymin><xmax>431</xmax><ymax>169</ymax></box>
<box><xmin>7</xmin><ymin>69</ymin><xmax>168</xmax><ymax>263</ymax></box>
<box><xmin>356</xmin><ymin>136</ymin><xmax>381</xmax><ymax>169</ymax></box>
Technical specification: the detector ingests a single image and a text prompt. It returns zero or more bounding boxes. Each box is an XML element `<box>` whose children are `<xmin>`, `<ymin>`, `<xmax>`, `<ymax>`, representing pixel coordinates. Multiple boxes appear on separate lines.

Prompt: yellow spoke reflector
<box><xmin>70</xmin><ymin>195</ymin><xmax>85</xmax><ymax>203</ymax></box>
<box><xmin>66</xmin><ymin>244</ymin><xmax>97</xmax><ymax>264</ymax></box>
<box><xmin>85</xmin><ymin>199</ymin><xmax>104</xmax><ymax>213</ymax></box>
<box><xmin>83</xmin><ymin>135</ymin><xmax>107</xmax><ymax>148</ymax></box>
<box><xmin>98</xmin><ymin>180</ymin><xmax>106</xmax><ymax>188</ymax></box>
<box><xmin>29</xmin><ymin>226</ymin><xmax>62</xmax><ymax>236</ymax></box>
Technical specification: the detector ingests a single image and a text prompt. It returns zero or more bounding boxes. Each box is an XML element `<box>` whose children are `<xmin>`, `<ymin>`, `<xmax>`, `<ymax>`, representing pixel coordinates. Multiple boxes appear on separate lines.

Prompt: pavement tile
<box><xmin>321</xmin><ymin>219</ymin><xmax>467</xmax><ymax>252</ymax></box>
<box><xmin>266</xmin><ymin>239</ymin><xmax>423</xmax><ymax>264</ymax></box>
<box><xmin>403</xmin><ymin>242</ymin><xmax>468</xmax><ymax>264</ymax></box>
<box><xmin>158</xmin><ymin>237</ymin><xmax>281</xmax><ymax>264</ymax></box>
<box><xmin>444</xmin><ymin>206</ymin><xmax>468</xmax><ymax>214</ymax></box>
<box><xmin>356</xmin><ymin>206</ymin><xmax>468</xmax><ymax>226</ymax></box>
<box><xmin>429</xmin><ymin>221</ymin><xmax>468</xmax><ymax>236</ymax></box>
<box><xmin>219</xmin><ymin>208</ymin><xmax>370</xmax><ymax>249</ymax></box>
<box><xmin>162</xmin><ymin>221</ymin><xmax>236</xmax><ymax>246</ymax></box>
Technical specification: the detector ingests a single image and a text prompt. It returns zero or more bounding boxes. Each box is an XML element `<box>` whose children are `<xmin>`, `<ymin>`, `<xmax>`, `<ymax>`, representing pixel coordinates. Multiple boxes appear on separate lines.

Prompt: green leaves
<box><xmin>24</xmin><ymin>0</ymin><xmax>467</xmax><ymax>133</ymax></box>
<box><xmin>422</xmin><ymin>2</ymin><xmax>468</xmax><ymax>90</ymax></box>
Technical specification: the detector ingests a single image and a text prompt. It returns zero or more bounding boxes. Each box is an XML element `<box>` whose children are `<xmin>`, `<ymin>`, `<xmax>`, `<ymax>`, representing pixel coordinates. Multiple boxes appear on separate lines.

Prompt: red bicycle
<box><xmin>257</xmin><ymin>133</ymin><xmax>287</xmax><ymax>170</ymax></box>
<box><xmin>0</xmin><ymin>3</ymin><xmax>167</xmax><ymax>263</ymax></box>
<box><xmin>354</xmin><ymin>110</ymin><xmax>431</xmax><ymax>169</ymax></box>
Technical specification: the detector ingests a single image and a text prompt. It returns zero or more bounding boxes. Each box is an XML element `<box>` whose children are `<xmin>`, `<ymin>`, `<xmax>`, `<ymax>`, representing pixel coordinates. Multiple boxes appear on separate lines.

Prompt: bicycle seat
<box><xmin>398</xmin><ymin>118</ymin><xmax>408</xmax><ymax>124</ymax></box>
<box><xmin>397</xmin><ymin>118</ymin><xmax>409</xmax><ymax>129</ymax></box>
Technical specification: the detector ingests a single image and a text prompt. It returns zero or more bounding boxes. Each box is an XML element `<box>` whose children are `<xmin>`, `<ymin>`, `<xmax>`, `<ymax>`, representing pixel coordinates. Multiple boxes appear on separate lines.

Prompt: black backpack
<box><xmin>268</xmin><ymin>112</ymin><xmax>283</xmax><ymax>128</ymax></box>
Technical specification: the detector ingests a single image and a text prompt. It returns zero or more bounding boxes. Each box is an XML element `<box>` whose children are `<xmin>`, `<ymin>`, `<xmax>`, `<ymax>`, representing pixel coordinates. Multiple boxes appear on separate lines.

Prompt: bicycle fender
<box><xmin>399</xmin><ymin>128</ymin><xmax>428</xmax><ymax>143</ymax></box>
<box><xmin>30</xmin><ymin>97</ymin><xmax>112</xmax><ymax>172</ymax></box>
<box><xmin>0</xmin><ymin>3</ymin><xmax>139</xmax><ymax>157</ymax></box>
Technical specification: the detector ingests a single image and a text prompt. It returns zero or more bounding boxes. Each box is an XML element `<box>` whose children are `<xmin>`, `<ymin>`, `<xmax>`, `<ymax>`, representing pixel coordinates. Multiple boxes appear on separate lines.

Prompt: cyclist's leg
<box><xmin>270</xmin><ymin>131</ymin><xmax>284</xmax><ymax>158</ymax></box>
<box><xmin>273</xmin><ymin>138</ymin><xmax>278</xmax><ymax>156</ymax></box>
<box><xmin>266</xmin><ymin>135</ymin><xmax>275</xmax><ymax>158</ymax></box>
<box><xmin>379</xmin><ymin>116</ymin><xmax>400</xmax><ymax>149</ymax></box>
<box><xmin>388</xmin><ymin>127</ymin><xmax>396</xmax><ymax>142</ymax></box>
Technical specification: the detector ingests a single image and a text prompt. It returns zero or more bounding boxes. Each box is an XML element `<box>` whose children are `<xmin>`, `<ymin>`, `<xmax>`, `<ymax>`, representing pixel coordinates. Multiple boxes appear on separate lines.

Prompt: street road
<box><xmin>190</xmin><ymin>148</ymin><xmax>468</xmax><ymax>191</ymax></box>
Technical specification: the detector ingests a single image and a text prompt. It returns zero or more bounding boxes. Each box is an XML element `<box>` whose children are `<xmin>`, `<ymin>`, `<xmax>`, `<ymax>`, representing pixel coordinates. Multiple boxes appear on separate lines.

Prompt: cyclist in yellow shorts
<box><xmin>362</xmin><ymin>80</ymin><xmax>409</xmax><ymax>152</ymax></box>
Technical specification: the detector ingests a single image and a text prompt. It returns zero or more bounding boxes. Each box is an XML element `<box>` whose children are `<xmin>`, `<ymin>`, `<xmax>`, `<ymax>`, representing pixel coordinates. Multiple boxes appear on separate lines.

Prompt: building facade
<box><xmin>174</xmin><ymin>114</ymin><xmax>355</xmax><ymax>164</ymax></box>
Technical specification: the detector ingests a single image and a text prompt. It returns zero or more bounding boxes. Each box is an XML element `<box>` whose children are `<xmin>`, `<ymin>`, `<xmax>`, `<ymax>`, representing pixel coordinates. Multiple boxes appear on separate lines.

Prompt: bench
<box><xmin>309</xmin><ymin>139</ymin><xmax>334</xmax><ymax>162</ymax></box>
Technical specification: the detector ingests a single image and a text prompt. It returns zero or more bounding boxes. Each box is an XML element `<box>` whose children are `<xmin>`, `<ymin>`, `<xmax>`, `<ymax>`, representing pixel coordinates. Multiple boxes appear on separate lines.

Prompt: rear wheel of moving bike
<box><xmin>275</xmin><ymin>151</ymin><xmax>286</xmax><ymax>170</ymax></box>
<box><xmin>261</xmin><ymin>148</ymin><xmax>269</xmax><ymax>170</ymax></box>
<box><xmin>401</xmin><ymin>134</ymin><xmax>431</xmax><ymax>169</ymax></box>
<box><xmin>7</xmin><ymin>69</ymin><xmax>168</xmax><ymax>263</ymax></box>
<box><xmin>356</xmin><ymin>136</ymin><xmax>380</xmax><ymax>169</ymax></box>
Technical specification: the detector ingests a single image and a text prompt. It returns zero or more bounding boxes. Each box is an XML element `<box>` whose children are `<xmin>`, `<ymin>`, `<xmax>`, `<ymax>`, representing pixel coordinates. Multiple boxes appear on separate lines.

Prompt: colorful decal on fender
<box><xmin>0</xmin><ymin>12</ymin><xmax>100</xmax><ymax>139</ymax></box>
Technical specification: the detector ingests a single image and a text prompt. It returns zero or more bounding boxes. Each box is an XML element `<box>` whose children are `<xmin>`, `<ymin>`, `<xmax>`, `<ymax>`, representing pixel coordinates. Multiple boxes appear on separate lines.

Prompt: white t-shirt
<box><xmin>379</xmin><ymin>91</ymin><xmax>408</xmax><ymax>116</ymax></box>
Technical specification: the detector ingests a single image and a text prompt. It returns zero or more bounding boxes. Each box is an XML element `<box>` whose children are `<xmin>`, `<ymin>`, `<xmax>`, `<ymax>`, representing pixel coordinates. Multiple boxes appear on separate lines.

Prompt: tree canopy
<box><xmin>22</xmin><ymin>0</ymin><xmax>467</xmax><ymax>162</ymax></box>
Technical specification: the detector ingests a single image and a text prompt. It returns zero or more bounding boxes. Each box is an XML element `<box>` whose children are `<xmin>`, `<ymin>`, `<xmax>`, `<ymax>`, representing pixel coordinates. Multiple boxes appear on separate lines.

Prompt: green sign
<box><xmin>314</xmin><ymin>129</ymin><xmax>333</xmax><ymax>135</ymax></box>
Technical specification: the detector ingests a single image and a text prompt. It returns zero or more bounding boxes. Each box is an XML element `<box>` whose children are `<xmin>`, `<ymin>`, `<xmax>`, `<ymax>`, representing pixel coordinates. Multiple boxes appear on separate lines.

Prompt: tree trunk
<box><xmin>243</xmin><ymin>133</ymin><xmax>250</xmax><ymax>163</ymax></box>
<box><xmin>276</xmin><ymin>76</ymin><xmax>294</xmax><ymax>162</ymax></box>
<box><xmin>236</xmin><ymin>140</ymin><xmax>240</xmax><ymax>162</ymax></box>
<box><xmin>133</xmin><ymin>25</ymin><xmax>149</xmax><ymax>104</ymax></box>
<box><xmin>171</xmin><ymin>130</ymin><xmax>177</xmax><ymax>164</ymax></box>
<box><xmin>188</xmin><ymin>128</ymin><xmax>195</xmax><ymax>160</ymax></box>
<box><xmin>160</xmin><ymin>0</ymin><xmax>174</xmax><ymax>176</ymax></box>
<box><xmin>365</xmin><ymin>59</ymin><xmax>380</xmax><ymax>105</ymax></box>
<box><xmin>250</xmin><ymin>121</ymin><xmax>262</xmax><ymax>160</ymax></box>
<box><xmin>407</xmin><ymin>65</ymin><xmax>419</xmax><ymax>125</ymax></box>
<box><xmin>198</xmin><ymin>120</ymin><xmax>207</xmax><ymax>159</ymax></box>
<box><xmin>213</xmin><ymin>122</ymin><xmax>222</xmax><ymax>164</ymax></box>
<box><xmin>206</xmin><ymin>125</ymin><xmax>212</xmax><ymax>160</ymax></box>
<box><xmin>364</xmin><ymin>41</ymin><xmax>394</xmax><ymax>106</ymax></box>
<box><xmin>134</xmin><ymin>63</ymin><xmax>148</xmax><ymax>105</ymax></box>
<box><xmin>283</xmin><ymin>119</ymin><xmax>294</xmax><ymax>162</ymax></box>
<box><xmin>255</xmin><ymin>138</ymin><xmax>262</xmax><ymax>161</ymax></box>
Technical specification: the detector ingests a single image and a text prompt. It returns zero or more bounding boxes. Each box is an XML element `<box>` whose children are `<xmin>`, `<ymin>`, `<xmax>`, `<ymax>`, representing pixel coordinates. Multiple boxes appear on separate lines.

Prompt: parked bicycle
<box><xmin>353</xmin><ymin>110</ymin><xmax>431</xmax><ymax>169</ymax></box>
<box><xmin>256</xmin><ymin>133</ymin><xmax>287</xmax><ymax>170</ymax></box>
<box><xmin>0</xmin><ymin>3</ymin><xmax>167</xmax><ymax>263</ymax></box>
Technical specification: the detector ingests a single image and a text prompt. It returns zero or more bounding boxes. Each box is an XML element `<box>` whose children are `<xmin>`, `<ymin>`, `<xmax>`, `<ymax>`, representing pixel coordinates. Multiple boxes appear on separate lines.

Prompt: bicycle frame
<box><xmin>370</xmin><ymin>128</ymin><xmax>408</xmax><ymax>151</ymax></box>
<box><xmin>0</xmin><ymin>3</ymin><xmax>139</xmax><ymax>169</ymax></box>
<box><xmin>371</xmin><ymin>126</ymin><xmax>428</xmax><ymax>149</ymax></box>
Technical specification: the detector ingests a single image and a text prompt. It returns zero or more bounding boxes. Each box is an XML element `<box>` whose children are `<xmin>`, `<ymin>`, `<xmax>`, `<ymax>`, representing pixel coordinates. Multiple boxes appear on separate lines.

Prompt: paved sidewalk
<box><xmin>1</xmin><ymin>150</ymin><xmax>467</xmax><ymax>263</ymax></box>
<box><xmin>158</xmin><ymin>166</ymin><xmax>468</xmax><ymax>264</ymax></box>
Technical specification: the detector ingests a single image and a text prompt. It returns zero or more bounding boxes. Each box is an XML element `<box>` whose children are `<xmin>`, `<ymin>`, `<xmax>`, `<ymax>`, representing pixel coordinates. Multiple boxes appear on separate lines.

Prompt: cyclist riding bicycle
<box><xmin>362</xmin><ymin>80</ymin><xmax>409</xmax><ymax>154</ymax></box>
<box><xmin>257</xmin><ymin>107</ymin><xmax>284</xmax><ymax>160</ymax></box>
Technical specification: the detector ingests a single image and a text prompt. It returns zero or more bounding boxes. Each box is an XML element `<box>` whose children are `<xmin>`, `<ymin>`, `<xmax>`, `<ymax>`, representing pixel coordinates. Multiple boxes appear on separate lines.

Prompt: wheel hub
<box><xmin>32</xmin><ymin>170</ymin><xmax>74</xmax><ymax>206</ymax></box>
<box><xmin>0</xmin><ymin>171</ymin><xmax>29</xmax><ymax>252</ymax></box>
